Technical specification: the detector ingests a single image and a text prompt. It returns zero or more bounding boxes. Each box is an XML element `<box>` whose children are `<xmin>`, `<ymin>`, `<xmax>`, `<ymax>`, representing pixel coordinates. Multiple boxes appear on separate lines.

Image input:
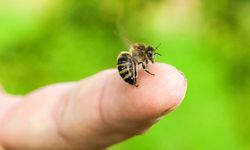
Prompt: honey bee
<box><xmin>117</xmin><ymin>43</ymin><xmax>161</xmax><ymax>87</ymax></box>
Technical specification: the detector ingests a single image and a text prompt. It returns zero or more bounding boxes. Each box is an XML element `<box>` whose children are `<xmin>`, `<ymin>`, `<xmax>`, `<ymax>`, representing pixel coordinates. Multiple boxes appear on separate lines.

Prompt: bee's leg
<box><xmin>142</xmin><ymin>63</ymin><xmax>155</xmax><ymax>76</ymax></box>
<box><xmin>133</xmin><ymin>59</ymin><xmax>139</xmax><ymax>87</ymax></box>
<box><xmin>132</xmin><ymin>58</ymin><xmax>139</xmax><ymax>64</ymax></box>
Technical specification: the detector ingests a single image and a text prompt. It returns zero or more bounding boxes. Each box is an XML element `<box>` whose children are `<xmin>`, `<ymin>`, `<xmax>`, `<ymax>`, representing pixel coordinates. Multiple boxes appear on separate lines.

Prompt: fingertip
<box><xmin>147</xmin><ymin>63</ymin><xmax>187</xmax><ymax>116</ymax></box>
<box><xmin>103</xmin><ymin>63</ymin><xmax>187</xmax><ymax>125</ymax></box>
<box><xmin>122</xmin><ymin>63</ymin><xmax>187</xmax><ymax>118</ymax></box>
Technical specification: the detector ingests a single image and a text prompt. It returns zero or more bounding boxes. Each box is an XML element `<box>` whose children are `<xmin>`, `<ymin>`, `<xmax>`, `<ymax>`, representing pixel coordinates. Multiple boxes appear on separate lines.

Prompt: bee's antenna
<box><xmin>155</xmin><ymin>43</ymin><xmax>162</xmax><ymax>56</ymax></box>
<box><xmin>155</xmin><ymin>53</ymin><xmax>162</xmax><ymax>56</ymax></box>
<box><xmin>155</xmin><ymin>43</ymin><xmax>162</xmax><ymax>50</ymax></box>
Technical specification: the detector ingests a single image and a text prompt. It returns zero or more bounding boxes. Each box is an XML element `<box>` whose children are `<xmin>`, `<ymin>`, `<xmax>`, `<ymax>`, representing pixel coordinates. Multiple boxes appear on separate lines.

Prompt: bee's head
<box><xmin>146</xmin><ymin>45</ymin><xmax>161</xmax><ymax>63</ymax></box>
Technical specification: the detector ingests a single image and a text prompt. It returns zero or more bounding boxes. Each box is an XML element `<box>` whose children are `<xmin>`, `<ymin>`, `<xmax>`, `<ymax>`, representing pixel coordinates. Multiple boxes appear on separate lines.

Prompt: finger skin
<box><xmin>0</xmin><ymin>83</ymin><xmax>77</xmax><ymax>149</ymax></box>
<box><xmin>59</xmin><ymin>63</ymin><xmax>187</xmax><ymax>149</ymax></box>
<box><xmin>0</xmin><ymin>63</ymin><xmax>187</xmax><ymax>150</ymax></box>
<box><xmin>103</xmin><ymin>63</ymin><xmax>186</xmax><ymax>127</ymax></box>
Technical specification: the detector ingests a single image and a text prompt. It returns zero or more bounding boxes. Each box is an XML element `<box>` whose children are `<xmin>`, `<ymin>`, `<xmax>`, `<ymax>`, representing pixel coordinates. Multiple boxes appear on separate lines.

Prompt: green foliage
<box><xmin>0</xmin><ymin>0</ymin><xmax>249</xmax><ymax>149</ymax></box>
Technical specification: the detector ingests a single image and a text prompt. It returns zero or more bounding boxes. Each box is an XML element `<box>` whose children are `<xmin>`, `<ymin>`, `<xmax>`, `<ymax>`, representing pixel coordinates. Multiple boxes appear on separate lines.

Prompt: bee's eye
<box><xmin>148</xmin><ymin>51</ymin><xmax>153</xmax><ymax>57</ymax></box>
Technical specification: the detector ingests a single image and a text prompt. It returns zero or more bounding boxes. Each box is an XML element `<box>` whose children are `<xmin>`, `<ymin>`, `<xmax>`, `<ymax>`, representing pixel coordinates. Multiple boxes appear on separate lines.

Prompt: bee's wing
<box><xmin>114</xmin><ymin>24</ymin><xmax>135</xmax><ymax>48</ymax></box>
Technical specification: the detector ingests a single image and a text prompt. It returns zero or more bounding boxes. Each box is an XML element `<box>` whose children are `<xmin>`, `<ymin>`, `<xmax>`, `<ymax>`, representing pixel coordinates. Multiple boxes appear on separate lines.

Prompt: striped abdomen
<box><xmin>117</xmin><ymin>52</ymin><xmax>138</xmax><ymax>86</ymax></box>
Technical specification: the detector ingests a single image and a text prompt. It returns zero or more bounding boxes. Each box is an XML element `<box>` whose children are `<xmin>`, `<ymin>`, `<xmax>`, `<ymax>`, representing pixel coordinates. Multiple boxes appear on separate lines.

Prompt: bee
<box><xmin>117</xmin><ymin>43</ymin><xmax>161</xmax><ymax>87</ymax></box>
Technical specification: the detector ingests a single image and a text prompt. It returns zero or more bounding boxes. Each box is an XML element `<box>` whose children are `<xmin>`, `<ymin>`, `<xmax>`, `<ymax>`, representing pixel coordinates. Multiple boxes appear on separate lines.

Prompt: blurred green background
<box><xmin>0</xmin><ymin>0</ymin><xmax>250</xmax><ymax>149</ymax></box>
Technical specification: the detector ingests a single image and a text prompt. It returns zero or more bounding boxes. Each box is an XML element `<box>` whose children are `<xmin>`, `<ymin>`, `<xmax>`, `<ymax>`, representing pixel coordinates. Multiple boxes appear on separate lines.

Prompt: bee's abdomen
<box><xmin>117</xmin><ymin>52</ymin><xmax>137</xmax><ymax>86</ymax></box>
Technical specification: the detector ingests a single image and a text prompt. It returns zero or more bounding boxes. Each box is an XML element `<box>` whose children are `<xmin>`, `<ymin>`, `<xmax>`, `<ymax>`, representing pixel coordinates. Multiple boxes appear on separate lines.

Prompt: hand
<box><xmin>0</xmin><ymin>63</ymin><xmax>187</xmax><ymax>150</ymax></box>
